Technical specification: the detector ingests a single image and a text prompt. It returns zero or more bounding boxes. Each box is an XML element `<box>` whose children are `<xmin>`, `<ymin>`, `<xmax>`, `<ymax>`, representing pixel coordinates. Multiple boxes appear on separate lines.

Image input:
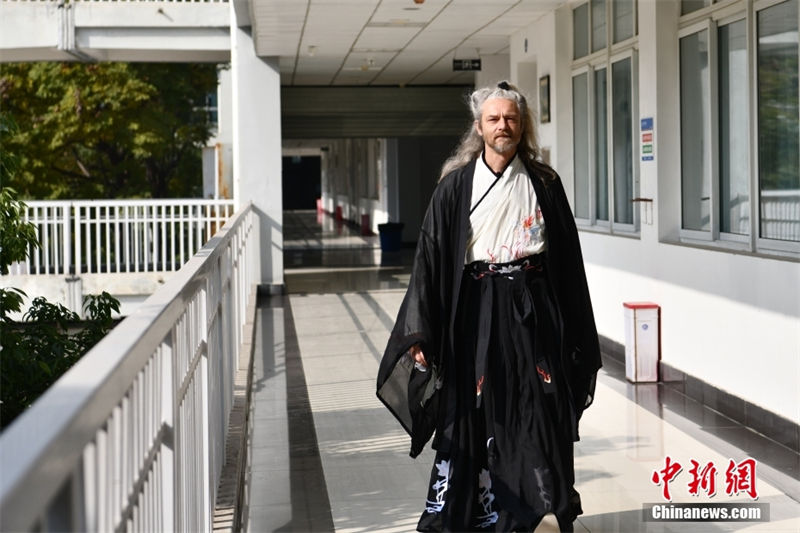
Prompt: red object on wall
<box><xmin>361</xmin><ymin>214</ymin><xmax>372</xmax><ymax>235</ymax></box>
<box><xmin>335</xmin><ymin>206</ymin><xmax>343</xmax><ymax>221</ymax></box>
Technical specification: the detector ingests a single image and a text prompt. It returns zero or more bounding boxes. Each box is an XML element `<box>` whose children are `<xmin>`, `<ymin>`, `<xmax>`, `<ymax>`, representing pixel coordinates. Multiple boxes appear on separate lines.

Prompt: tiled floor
<box><xmin>244</xmin><ymin>211</ymin><xmax>800</xmax><ymax>533</ymax></box>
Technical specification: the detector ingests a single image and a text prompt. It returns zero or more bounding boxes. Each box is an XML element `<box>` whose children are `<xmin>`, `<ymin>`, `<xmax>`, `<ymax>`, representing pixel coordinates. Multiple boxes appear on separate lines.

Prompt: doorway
<box><xmin>282</xmin><ymin>156</ymin><xmax>321</xmax><ymax>210</ymax></box>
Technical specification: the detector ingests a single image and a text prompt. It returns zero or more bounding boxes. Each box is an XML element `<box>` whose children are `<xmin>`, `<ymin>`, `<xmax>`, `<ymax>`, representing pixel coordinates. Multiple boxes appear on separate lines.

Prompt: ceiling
<box><xmin>247</xmin><ymin>0</ymin><xmax>565</xmax><ymax>86</ymax></box>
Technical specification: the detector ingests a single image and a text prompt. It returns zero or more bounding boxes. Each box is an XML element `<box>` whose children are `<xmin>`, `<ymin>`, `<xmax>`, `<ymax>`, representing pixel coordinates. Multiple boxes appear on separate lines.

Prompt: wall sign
<box><xmin>641</xmin><ymin>117</ymin><xmax>654</xmax><ymax>161</ymax></box>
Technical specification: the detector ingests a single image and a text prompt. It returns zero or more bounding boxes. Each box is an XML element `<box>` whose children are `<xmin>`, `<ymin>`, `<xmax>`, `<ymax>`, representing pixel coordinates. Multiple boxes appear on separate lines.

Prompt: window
<box><xmin>592</xmin><ymin>0</ymin><xmax>607</xmax><ymax>52</ymax></box>
<box><xmin>720</xmin><ymin>20</ymin><xmax>749</xmax><ymax>235</ymax></box>
<box><xmin>682</xmin><ymin>0</ymin><xmax>713</xmax><ymax>15</ymax></box>
<box><xmin>757</xmin><ymin>1</ymin><xmax>799</xmax><ymax>243</ymax></box>
<box><xmin>614</xmin><ymin>0</ymin><xmax>636</xmax><ymax>42</ymax></box>
<box><xmin>594</xmin><ymin>68</ymin><xmax>609</xmax><ymax>221</ymax></box>
<box><xmin>612</xmin><ymin>57</ymin><xmax>635</xmax><ymax>225</ymax></box>
<box><xmin>203</xmin><ymin>91</ymin><xmax>218</xmax><ymax>131</ymax></box>
<box><xmin>679</xmin><ymin>0</ymin><xmax>799</xmax><ymax>249</ymax></box>
<box><xmin>573</xmin><ymin>72</ymin><xmax>590</xmax><ymax>218</ymax></box>
<box><xmin>574</xmin><ymin>3</ymin><xmax>590</xmax><ymax>59</ymax></box>
<box><xmin>574</xmin><ymin>0</ymin><xmax>638</xmax><ymax>60</ymax></box>
<box><xmin>680</xmin><ymin>30</ymin><xmax>711</xmax><ymax>232</ymax></box>
<box><xmin>572</xmin><ymin>1</ymin><xmax>638</xmax><ymax>231</ymax></box>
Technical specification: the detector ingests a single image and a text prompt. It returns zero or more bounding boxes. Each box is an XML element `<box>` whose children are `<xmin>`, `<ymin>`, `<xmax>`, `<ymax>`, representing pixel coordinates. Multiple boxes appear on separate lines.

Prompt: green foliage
<box><xmin>0</xmin><ymin>113</ymin><xmax>20</xmax><ymax>185</ymax></box>
<box><xmin>0</xmin><ymin>187</ymin><xmax>39</xmax><ymax>275</ymax></box>
<box><xmin>0</xmin><ymin>62</ymin><xmax>220</xmax><ymax>199</ymax></box>
<box><xmin>0</xmin><ymin>189</ymin><xmax>122</xmax><ymax>429</ymax></box>
<box><xmin>0</xmin><ymin>292</ymin><xmax>121</xmax><ymax>430</ymax></box>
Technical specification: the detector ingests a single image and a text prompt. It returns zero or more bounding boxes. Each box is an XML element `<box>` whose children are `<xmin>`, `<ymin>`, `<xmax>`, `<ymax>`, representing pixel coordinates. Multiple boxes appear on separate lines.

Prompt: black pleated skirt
<box><xmin>417</xmin><ymin>254</ymin><xmax>581</xmax><ymax>532</ymax></box>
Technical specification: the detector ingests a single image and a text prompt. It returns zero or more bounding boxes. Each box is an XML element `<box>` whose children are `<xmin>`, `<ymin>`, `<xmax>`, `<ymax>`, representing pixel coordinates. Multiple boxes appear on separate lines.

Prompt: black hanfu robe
<box><xmin>376</xmin><ymin>158</ymin><xmax>602</xmax><ymax>532</ymax></box>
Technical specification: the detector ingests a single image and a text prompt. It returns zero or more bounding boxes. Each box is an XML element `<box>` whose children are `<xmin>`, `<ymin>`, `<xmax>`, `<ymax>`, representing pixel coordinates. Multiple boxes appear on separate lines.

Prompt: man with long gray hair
<box><xmin>377</xmin><ymin>81</ymin><xmax>601</xmax><ymax>532</ymax></box>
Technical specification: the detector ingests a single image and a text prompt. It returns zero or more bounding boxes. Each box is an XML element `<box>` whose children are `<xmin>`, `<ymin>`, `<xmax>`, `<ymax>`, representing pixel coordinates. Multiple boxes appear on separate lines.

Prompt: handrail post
<box><xmin>63</xmin><ymin>204</ymin><xmax>70</xmax><ymax>276</ymax></box>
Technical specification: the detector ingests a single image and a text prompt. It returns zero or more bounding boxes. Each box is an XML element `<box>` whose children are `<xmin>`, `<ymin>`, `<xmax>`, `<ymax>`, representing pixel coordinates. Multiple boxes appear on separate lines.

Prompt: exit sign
<box><xmin>453</xmin><ymin>59</ymin><xmax>481</xmax><ymax>71</ymax></box>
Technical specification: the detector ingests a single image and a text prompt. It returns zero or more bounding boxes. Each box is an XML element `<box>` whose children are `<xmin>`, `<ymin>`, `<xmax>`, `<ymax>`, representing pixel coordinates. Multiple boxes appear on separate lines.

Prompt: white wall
<box><xmin>1</xmin><ymin>273</ymin><xmax>164</xmax><ymax>319</ymax></box>
<box><xmin>509</xmin><ymin>1</ymin><xmax>800</xmax><ymax>423</ymax></box>
<box><xmin>475</xmin><ymin>54</ymin><xmax>510</xmax><ymax>88</ymax></box>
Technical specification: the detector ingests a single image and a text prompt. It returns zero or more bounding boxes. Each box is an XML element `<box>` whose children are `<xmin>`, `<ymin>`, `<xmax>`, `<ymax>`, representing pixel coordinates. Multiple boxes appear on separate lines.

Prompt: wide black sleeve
<box><xmin>548</xmin><ymin>174</ymin><xmax>602</xmax><ymax>417</ymax></box>
<box><xmin>376</xmin><ymin>206</ymin><xmax>442</xmax><ymax>441</ymax></box>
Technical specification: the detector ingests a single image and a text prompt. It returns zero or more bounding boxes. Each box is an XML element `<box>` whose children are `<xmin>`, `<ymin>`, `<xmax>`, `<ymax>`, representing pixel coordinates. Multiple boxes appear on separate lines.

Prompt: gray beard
<box><xmin>488</xmin><ymin>139</ymin><xmax>518</xmax><ymax>154</ymax></box>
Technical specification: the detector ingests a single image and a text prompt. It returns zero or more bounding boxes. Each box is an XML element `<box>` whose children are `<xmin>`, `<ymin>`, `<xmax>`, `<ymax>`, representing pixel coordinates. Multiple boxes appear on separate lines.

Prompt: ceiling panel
<box><xmin>249</xmin><ymin>0</ymin><xmax>567</xmax><ymax>87</ymax></box>
<box><xmin>343</xmin><ymin>51</ymin><xmax>396</xmax><ymax>68</ymax></box>
<box><xmin>369</xmin><ymin>0</ymin><xmax>449</xmax><ymax>24</ymax></box>
<box><xmin>354</xmin><ymin>26</ymin><xmax>418</xmax><ymax>51</ymax></box>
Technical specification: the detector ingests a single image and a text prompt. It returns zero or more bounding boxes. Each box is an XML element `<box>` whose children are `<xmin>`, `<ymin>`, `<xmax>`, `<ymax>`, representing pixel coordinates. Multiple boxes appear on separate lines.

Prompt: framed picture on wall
<box><xmin>539</xmin><ymin>75</ymin><xmax>550</xmax><ymax>123</ymax></box>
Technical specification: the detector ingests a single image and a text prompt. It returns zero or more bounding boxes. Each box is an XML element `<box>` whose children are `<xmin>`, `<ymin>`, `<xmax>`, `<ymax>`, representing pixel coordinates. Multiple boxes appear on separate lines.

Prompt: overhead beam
<box><xmin>281</xmin><ymin>85</ymin><xmax>474</xmax><ymax>138</ymax></box>
<box><xmin>0</xmin><ymin>0</ymin><xmax>230</xmax><ymax>63</ymax></box>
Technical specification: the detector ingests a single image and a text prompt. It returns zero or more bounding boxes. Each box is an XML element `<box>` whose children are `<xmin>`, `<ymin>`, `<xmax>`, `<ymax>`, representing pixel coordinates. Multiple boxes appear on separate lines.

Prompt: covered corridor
<box><xmin>241</xmin><ymin>211</ymin><xmax>800</xmax><ymax>532</ymax></box>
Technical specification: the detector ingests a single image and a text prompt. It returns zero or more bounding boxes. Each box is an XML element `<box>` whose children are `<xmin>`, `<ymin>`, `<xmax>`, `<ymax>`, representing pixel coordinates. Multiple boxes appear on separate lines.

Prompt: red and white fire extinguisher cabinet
<box><xmin>623</xmin><ymin>301</ymin><xmax>661</xmax><ymax>383</ymax></box>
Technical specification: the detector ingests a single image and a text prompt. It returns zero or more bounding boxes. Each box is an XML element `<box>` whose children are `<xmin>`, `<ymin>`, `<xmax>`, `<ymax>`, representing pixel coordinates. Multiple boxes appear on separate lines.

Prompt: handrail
<box><xmin>7</xmin><ymin>198</ymin><xmax>235</xmax><ymax>276</ymax></box>
<box><xmin>0</xmin><ymin>202</ymin><xmax>256</xmax><ymax>532</ymax></box>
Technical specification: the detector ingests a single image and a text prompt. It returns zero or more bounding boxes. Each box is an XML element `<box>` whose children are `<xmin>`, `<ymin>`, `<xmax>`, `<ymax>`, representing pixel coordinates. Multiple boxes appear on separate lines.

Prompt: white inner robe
<box><xmin>465</xmin><ymin>154</ymin><xmax>547</xmax><ymax>264</ymax></box>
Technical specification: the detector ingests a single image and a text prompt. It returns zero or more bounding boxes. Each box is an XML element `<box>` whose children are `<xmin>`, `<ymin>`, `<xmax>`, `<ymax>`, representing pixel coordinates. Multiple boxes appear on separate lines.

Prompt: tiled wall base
<box><xmin>598</xmin><ymin>335</ymin><xmax>799</xmax><ymax>453</ymax></box>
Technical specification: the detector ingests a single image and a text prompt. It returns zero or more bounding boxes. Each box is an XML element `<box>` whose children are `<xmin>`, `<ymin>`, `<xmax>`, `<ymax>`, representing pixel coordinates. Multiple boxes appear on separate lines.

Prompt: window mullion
<box><xmin>710</xmin><ymin>18</ymin><xmax>721</xmax><ymax>240</ymax></box>
<box><xmin>745</xmin><ymin>2</ymin><xmax>761</xmax><ymax>252</ymax></box>
<box><xmin>748</xmin><ymin>0</ymin><xmax>759</xmax><ymax>251</ymax></box>
<box><xmin>631</xmin><ymin>49</ymin><xmax>641</xmax><ymax>231</ymax></box>
<box><xmin>606</xmin><ymin>60</ymin><xmax>615</xmax><ymax>230</ymax></box>
<box><xmin>588</xmin><ymin>66</ymin><xmax>597</xmax><ymax>224</ymax></box>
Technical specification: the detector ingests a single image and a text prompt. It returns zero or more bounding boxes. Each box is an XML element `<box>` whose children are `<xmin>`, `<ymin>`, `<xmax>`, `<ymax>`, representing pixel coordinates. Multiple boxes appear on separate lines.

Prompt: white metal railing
<box><xmin>0</xmin><ymin>202</ymin><xmax>257</xmax><ymax>532</ymax></box>
<box><xmin>8</xmin><ymin>199</ymin><xmax>235</xmax><ymax>276</ymax></box>
<box><xmin>760</xmin><ymin>189</ymin><xmax>800</xmax><ymax>242</ymax></box>
<box><xmin>1</xmin><ymin>1</ymin><xmax>229</xmax><ymax>3</ymax></box>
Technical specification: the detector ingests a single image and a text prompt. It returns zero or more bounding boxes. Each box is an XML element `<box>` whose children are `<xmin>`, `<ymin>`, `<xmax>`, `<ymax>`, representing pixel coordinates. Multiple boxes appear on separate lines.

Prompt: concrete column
<box><xmin>638</xmin><ymin>0</ymin><xmax>681</xmax><ymax>243</ymax></box>
<box><xmin>230</xmin><ymin>13</ymin><xmax>283</xmax><ymax>290</ymax></box>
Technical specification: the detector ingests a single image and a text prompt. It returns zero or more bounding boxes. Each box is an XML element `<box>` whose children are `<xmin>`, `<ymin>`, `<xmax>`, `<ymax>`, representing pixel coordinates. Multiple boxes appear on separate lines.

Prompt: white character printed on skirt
<box><xmin>425</xmin><ymin>459</ymin><xmax>453</xmax><ymax>513</ymax></box>
<box><xmin>475</xmin><ymin>468</ymin><xmax>499</xmax><ymax>528</ymax></box>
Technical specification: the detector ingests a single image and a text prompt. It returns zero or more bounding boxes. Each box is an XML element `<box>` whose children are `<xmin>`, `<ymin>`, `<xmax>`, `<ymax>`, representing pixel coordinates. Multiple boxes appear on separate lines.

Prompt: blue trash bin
<box><xmin>378</xmin><ymin>222</ymin><xmax>404</xmax><ymax>252</ymax></box>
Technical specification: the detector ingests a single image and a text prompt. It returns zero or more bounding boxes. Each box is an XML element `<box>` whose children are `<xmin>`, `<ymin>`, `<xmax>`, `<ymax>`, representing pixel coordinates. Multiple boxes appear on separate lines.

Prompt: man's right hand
<box><xmin>410</xmin><ymin>343</ymin><xmax>427</xmax><ymax>368</ymax></box>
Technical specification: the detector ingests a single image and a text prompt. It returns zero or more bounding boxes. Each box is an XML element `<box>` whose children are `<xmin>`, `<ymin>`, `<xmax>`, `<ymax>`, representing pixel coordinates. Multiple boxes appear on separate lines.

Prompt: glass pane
<box><xmin>612</xmin><ymin>57</ymin><xmax>633</xmax><ymax>225</ymax></box>
<box><xmin>680</xmin><ymin>31</ymin><xmax>711</xmax><ymax>231</ymax></box>
<box><xmin>574</xmin><ymin>3</ymin><xmax>589</xmax><ymax>59</ymax></box>
<box><xmin>613</xmin><ymin>0</ymin><xmax>635</xmax><ymax>43</ymax></box>
<box><xmin>719</xmin><ymin>20</ymin><xmax>750</xmax><ymax>235</ymax></box>
<box><xmin>594</xmin><ymin>68</ymin><xmax>609</xmax><ymax>221</ymax></box>
<box><xmin>573</xmin><ymin>73</ymin><xmax>590</xmax><ymax>219</ymax></box>
<box><xmin>592</xmin><ymin>0</ymin><xmax>607</xmax><ymax>52</ymax></box>
<box><xmin>758</xmin><ymin>0</ymin><xmax>799</xmax><ymax>242</ymax></box>
<box><xmin>681</xmin><ymin>0</ymin><xmax>712</xmax><ymax>16</ymax></box>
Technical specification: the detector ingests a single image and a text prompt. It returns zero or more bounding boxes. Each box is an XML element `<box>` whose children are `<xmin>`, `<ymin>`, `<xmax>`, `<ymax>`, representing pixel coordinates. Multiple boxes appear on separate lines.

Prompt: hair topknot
<box><xmin>468</xmin><ymin>81</ymin><xmax>528</xmax><ymax>121</ymax></box>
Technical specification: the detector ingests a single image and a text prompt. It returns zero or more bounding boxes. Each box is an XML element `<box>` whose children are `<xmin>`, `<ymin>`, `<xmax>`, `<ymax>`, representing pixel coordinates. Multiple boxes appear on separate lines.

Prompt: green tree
<box><xmin>0</xmin><ymin>186</ymin><xmax>121</xmax><ymax>429</ymax></box>
<box><xmin>0</xmin><ymin>62</ymin><xmax>219</xmax><ymax>199</ymax></box>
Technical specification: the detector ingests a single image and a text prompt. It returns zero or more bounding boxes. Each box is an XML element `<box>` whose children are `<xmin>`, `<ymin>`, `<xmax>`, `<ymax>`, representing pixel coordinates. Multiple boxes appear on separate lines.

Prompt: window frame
<box><xmin>609</xmin><ymin>48</ymin><xmax>640</xmax><ymax>232</ymax></box>
<box><xmin>753</xmin><ymin>0</ymin><xmax>800</xmax><ymax>254</ymax></box>
<box><xmin>677</xmin><ymin>0</ymin><xmax>800</xmax><ymax>256</ymax></box>
<box><xmin>572</xmin><ymin>65</ymin><xmax>593</xmax><ymax>224</ymax></box>
<box><xmin>678</xmin><ymin>19</ymin><xmax>719</xmax><ymax>244</ymax></box>
<box><xmin>572</xmin><ymin>1</ymin><xmax>640</xmax><ymax>235</ymax></box>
